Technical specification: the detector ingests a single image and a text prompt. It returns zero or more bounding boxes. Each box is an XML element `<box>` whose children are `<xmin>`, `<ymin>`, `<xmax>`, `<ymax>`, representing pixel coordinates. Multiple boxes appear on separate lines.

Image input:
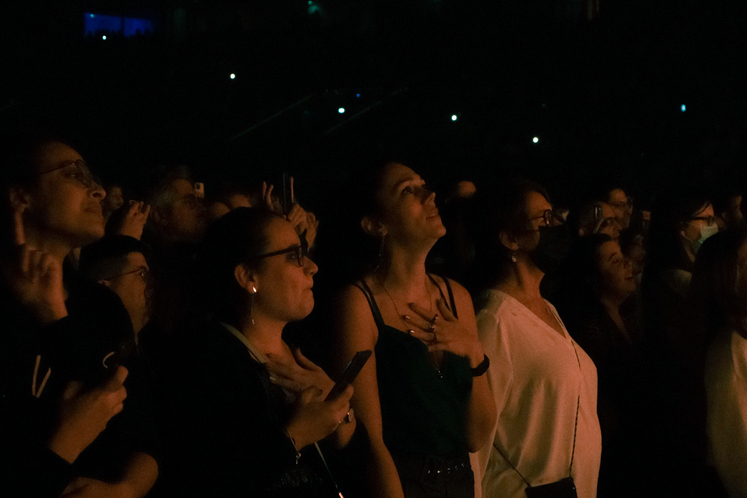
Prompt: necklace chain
<box><xmin>375</xmin><ymin>274</ymin><xmax>444</xmax><ymax>378</ymax></box>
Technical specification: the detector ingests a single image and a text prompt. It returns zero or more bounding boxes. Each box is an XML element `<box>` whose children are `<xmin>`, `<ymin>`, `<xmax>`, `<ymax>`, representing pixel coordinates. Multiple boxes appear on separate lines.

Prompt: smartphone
<box><xmin>326</xmin><ymin>350</ymin><xmax>372</xmax><ymax>401</ymax></box>
<box><xmin>281</xmin><ymin>173</ymin><xmax>293</xmax><ymax>215</ymax></box>
<box><xmin>194</xmin><ymin>182</ymin><xmax>205</xmax><ymax>199</ymax></box>
<box><xmin>593</xmin><ymin>205</ymin><xmax>602</xmax><ymax>220</ymax></box>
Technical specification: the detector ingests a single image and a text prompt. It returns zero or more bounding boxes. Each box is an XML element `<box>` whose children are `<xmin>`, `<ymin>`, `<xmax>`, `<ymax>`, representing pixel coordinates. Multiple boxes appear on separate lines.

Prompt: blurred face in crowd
<box><xmin>682</xmin><ymin>203</ymin><xmax>716</xmax><ymax>243</ymax></box>
<box><xmin>227</xmin><ymin>193</ymin><xmax>251</xmax><ymax>209</ymax></box>
<box><xmin>597</xmin><ymin>241</ymin><xmax>636</xmax><ymax>302</ymax></box>
<box><xmin>102</xmin><ymin>252</ymin><xmax>150</xmax><ymax>335</ymax></box>
<box><xmin>250</xmin><ymin>217</ymin><xmax>318</xmax><ymax>324</ymax></box>
<box><xmin>724</xmin><ymin>195</ymin><xmax>744</xmax><ymax>229</ymax></box>
<box><xmin>608</xmin><ymin>189</ymin><xmax>632</xmax><ymax>229</ymax></box>
<box><xmin>515</xmin><ymin>190</ymin><xmax>553</xmax><ymax>250</ymax></box>
<box><xmin>16</xmin><ymin>141</ymin><xmax>106</xmax><ymax>251</ymax></box>
<box><xmin>103</xmin><ymin>185</ymin><xmax>125</xmax><ymax>215</ymax></box>
<box><xmin>153</xmin><ymin>178</ymin><xmax>206</xmax><ymax>244</ymax></box>
<box><xmin>372</xmin><ymin>163</ymin><xmax>446</xmax><ymax>246</ymax></box>
<box><xmin>579</xmin><ymin>202</ymin><xmax>621</xmax><ymax>241</ymax></box>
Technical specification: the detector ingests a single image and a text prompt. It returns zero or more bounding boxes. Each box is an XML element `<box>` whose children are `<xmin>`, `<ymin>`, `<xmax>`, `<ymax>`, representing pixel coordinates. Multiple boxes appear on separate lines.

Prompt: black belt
<box><xmin>393</xmin><ymin>453</ymin><xmax>472</xmax><ymax>480</ymax></box>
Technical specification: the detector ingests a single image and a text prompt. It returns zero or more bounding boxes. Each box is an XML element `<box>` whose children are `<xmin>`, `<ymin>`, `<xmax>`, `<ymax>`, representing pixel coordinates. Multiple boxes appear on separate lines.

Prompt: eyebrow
<box><xmin>391</xmin><ymin>176</ymin><xmax>422</xmax><ymax>194</ymax></box>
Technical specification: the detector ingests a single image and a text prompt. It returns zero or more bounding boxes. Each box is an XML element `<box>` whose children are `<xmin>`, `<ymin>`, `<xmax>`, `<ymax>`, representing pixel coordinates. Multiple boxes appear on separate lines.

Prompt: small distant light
<box><xmin>102</xmin><ymin>35</ymin><xmax>107</xmax><ymax>40</ymax></box>
<box><xmin>230</xmin><ymin>73</ymin><xmax>236</xmax><ymax>79</ymax></box>
<box><xmin>90</xmin><ymin>14</ymin><xmax>95</xmax><ymax>18</ymax></box>
<box><xmin>308</xmin><ymin>0</ymin><xmax>313</xmax><ymax>4</ymax></box>
<box><xmin>338</xmin><ymin>108</ymin><xmax>345</xmax><ymax>114</ymax></box>
<box><xmin>451</xmin><ymin>115</ymin><xmax>458</xmax><ymax>121</ymax></box>
<box><xmin>532</xmin><ymin>137</ymin><xmax>539</xmax><ymax>143</ymax></box>
<box><xmin>356</xmin><ymin>93</ymin><xmax>361</xmax><ymax>98</ymax></box>
<box><xmin>681</xmin><ymin>104</ymin><xmax>686</xmax><ymax>112</ymax></box>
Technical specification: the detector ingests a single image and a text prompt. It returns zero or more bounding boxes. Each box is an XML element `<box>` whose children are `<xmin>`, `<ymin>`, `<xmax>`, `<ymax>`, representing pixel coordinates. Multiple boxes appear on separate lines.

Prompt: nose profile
<box><xmin>91</xmin><ymin>182</ymin><xmax>106</xmax><ymax>200</ymax></box>
<box><xmin>305</xmin><ymin>257</ymin><xmax>319</xmax><ymax>276</ymax></box>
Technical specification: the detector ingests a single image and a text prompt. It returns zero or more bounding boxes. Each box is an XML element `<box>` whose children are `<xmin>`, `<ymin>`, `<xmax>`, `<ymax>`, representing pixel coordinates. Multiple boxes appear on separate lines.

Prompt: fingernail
<box><xmin>269</xmin><ymin>374</ymin><xmax>278</xmax><ymax>382</ymax></box>
<box><xmin>408</xmin><ymin>329</ymin><xmax>414</xmax><ymax>335</ymax></box>
<box><xmin>403</xmin><ymin>315</ymin><xmax>410</xmax><ymax>321</ymax></box>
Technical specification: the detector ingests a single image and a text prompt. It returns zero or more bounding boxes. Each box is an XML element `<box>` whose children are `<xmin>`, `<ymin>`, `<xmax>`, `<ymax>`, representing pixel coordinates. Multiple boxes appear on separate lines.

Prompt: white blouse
<box><xmin>471</xmin><ymin>290</ymin><xmax>601</xmax><ymax>498</ymax></box>
<box><xmin>705</xmin><ymin>329</ymin><xmax>747</xmax><ymax>498</ymax></box>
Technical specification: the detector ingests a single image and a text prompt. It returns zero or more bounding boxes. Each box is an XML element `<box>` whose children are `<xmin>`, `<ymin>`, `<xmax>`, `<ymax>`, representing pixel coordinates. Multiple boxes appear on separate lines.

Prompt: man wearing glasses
<box><xmin>0</xmin><ymin>136</ymin><xmax>158</xmax><ymax>497</ymax></box>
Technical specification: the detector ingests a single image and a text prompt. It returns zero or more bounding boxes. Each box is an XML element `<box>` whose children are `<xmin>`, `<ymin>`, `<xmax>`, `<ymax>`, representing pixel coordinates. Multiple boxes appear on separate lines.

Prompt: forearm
<box><xmin>369</xmin><ymin>439</ymin><xmax>405</xmax><ymax>498</ymax></box>
<box><xmin>466</xmin><ymin>366</ymin><xmax>497</xmax><ymax>453</ymax></box>
<box><xmin>118</xmin><ymin>452</ymin><xmax>158</xmax><ymax>498</ymax></box>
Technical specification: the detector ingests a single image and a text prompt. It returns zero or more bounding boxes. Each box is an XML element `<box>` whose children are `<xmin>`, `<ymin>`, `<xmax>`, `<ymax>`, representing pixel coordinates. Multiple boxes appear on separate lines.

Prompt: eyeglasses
<box><xmin>252</xmin><ymin>240</ymin><xmax>308</xmax><ymax>268</ymax></box>
<box><xmin>610</xmin><ymin>197</ymin><xmax>634</xmax><ymax>211</ymax></box>
<box><xmin>39</xmin><ymin>159</ymin><xmax>97</xmax><ymax>189</ymax></box>
<box><xmin>523</xmin><ymin>209</ymin><xmax>562</xmax><ymax>230</ymax></box>
<box><xmin>691</xmin><ymin>215</ymin><xmax>716</xmax><ymax>227</ymax></box>
<box><xmin>105</xmin><ymin>266</ymin><xmax>150</xmax><ymax>282</ymax></box>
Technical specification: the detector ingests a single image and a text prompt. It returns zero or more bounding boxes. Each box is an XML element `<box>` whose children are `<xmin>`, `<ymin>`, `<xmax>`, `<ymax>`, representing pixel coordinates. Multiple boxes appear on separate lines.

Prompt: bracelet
<box><xmin>283</xmin><ymin>426</ymin><xmax>302</xmax><ymax>464</ymax></box>
<box><xmin>471</xmin><ymin>354</ymin><xmax>490</xmax><ymax>377</ymax></box>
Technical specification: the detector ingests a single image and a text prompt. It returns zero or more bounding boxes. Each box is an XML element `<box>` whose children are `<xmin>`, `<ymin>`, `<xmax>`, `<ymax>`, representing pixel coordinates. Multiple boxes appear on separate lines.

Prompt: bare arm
<box><xmin>60</xmin><ymin>452</ymin><xmax>157</xmax><ymax>498</ymax></box>
<box><xmin>406</xmin><ymin>280</ymin><xmax>497</xmax><ymax>453</ymax></box>
<box><xmin>450</xmin><ymin>281</ymin><xmax>497</xmax><ymax>452</ymax></box>
<box><xmin>334</xmin><ymin>285</ymin><xmax>405</xmax><ymax>498</ymax></box>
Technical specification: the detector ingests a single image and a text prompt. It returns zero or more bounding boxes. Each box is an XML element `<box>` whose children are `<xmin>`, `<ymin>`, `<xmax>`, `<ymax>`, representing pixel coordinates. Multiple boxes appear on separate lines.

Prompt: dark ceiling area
<box><xmin>2</xmin><ymin>0</ymin><xmax>747</xmax><ymax>206</ymax></box>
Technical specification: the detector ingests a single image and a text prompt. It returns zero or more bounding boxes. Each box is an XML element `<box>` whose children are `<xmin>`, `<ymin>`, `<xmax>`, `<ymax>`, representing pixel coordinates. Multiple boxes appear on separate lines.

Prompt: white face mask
<box><xmin>693</xmin><ymin>224</ymin><xmax>719</xmax><ymax>254</ymax></box>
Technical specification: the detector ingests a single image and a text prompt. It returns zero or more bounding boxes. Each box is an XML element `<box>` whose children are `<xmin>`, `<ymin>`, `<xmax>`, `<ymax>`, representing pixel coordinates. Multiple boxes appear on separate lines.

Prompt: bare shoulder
<box><xmin>335</xmin><ymin>282</ymin><xmax>379</xmax><ymax>345</ymax></box>
<box><xmin>431</xmin><ymin>275</ymin><xmax>474</xmax><ymax>309</ymax></box>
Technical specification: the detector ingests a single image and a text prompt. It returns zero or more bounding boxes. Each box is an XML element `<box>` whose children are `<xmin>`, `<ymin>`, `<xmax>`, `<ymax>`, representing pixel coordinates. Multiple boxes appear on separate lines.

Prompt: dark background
<box><xmin>2</xmin><ymin>0</ymin><xmax>746</xmax><ymax>207</ymax></box>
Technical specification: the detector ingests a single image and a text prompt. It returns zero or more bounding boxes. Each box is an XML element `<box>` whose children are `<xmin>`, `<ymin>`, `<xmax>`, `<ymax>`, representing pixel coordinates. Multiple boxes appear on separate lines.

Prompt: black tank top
<box><xmin>355</xmin><ymin>275</ymin><xmax>472</xmax><ymax>457</ymax></box>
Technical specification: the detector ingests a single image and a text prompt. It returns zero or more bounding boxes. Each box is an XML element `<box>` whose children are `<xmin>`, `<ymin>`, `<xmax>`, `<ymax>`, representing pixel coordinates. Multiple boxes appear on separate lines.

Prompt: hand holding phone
<box><xmin>326</xmin><ymin>350</ymin><xmax>372</xmax><ymax>401</ymax></box>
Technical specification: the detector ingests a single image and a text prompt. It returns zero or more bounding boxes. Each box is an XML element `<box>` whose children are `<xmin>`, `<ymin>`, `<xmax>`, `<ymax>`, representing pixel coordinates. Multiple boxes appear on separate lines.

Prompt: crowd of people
<box><xmin>2</xmin><ymin>131</ymin><xmax>746</xmax><ymax>498</ymax></box>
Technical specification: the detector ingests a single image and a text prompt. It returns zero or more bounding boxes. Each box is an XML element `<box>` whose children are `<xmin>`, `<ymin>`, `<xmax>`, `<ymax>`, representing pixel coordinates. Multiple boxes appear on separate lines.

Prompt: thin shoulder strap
<box><xmin>353</xmin><ymin>279</ymin><xmax>386</xmax><ymax>330</ymax></box>
<box><xmin>427</xmin><ymin>274</ymin><xmax>458</xmax><ymax>319</ymax></box>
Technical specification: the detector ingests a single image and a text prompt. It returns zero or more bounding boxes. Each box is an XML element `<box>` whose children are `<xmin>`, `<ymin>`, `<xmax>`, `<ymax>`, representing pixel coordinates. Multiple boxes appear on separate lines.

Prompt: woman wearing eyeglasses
<box><xmin>642</xmin><ymin>187</ymin><xmax>718</xmax><ymax>363</ymax></box>
<box><xmin>333</xmin><ymin>161</ymin><xmax>495</xmax><ymax>498</ymax></box>
<box><xmin>638</xmin><ymin>187</ymin><xmax>721</xmax><ymax>494</ymax></box>
<box><xmin>467</xmin><ymin>179</ymin><xmax>601</xmax><ymax>498</ymax></box>
<box><xmin>159</xmin><ymin>207</ymin><xmax>362</xmax><ymax>498</ymax></box>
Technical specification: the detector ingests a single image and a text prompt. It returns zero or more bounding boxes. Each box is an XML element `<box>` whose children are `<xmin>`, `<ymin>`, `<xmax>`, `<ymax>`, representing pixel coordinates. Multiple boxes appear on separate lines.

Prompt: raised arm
<box><xmin>334</xmin><ymin>284</ymin><xmax>405</xmax><ymax>498</ymax></box>
<box><xmin>405</xmin><ymin>279</ymin><xmax>497</xmax><ymax>452</ymax></box>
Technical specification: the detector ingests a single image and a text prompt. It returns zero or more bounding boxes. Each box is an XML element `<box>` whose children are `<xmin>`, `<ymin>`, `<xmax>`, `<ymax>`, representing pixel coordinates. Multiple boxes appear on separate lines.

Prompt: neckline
<box><xmin>488</xmin><ymin>288</ymin><xmax>569</xmax><ymax>340</ymax></box>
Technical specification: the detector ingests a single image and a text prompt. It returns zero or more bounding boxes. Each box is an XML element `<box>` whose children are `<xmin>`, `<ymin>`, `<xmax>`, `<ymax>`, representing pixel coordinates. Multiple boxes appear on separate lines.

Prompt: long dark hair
<box><xmin>192</xmin><ymin>207</ymin><xmax>282</xmax><ymax>323</ymax></box>
<box><xmin>688</xmin><ymin>227</ymin><xmax>747</xmax><ymax>345</ymax></box>
<box><xmin>466</xmin><ymin>178</ymin><xmax>550</xmax><ymax>292</ymax></box>
<box><xmin>314</xmin><ymin>157</ymin><xmax>412</xmax><ymax>288</ymax></box>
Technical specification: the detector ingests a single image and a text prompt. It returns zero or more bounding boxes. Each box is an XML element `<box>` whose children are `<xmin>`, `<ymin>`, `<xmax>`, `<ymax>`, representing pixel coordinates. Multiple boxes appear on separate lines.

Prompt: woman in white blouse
<box><xmin>690</xmin><ymin>227</ymin><xmax>747</xmax><ymax>498</ymax></box>
<box><xmin>468</xmin><ymin>179</ymin><xmax>602</xmax><ymax>498</ymax></box>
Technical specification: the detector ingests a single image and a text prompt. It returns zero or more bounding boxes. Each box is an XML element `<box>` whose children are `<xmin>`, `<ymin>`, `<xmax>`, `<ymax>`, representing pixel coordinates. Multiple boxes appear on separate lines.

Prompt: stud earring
<box><xmin>511</xmin><ymin>252</ymin><xmax>517</xmax><ymax>263</ymax></box>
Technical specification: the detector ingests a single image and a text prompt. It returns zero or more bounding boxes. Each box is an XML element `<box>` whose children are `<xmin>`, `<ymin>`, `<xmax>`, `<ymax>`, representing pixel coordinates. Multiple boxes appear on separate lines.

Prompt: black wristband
<box><xmin>471</xmin><ymin>354</ymin><xmax>490</xmax><ymax>377</ymax></box>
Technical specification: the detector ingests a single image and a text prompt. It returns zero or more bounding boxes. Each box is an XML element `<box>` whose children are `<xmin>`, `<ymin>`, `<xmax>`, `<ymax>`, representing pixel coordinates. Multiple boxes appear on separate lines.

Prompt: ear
<box><xmin>234</xmin><ymin>263</ymin><xmax>259</xmax><ymax>293</ymax></box>
<box><xmin>361</xmin><ymin>216</ymin><xmax>386</xmax><ymax>238</ymax></box>
<box><xmin>8</xmin><ymin>186</ymin><xmax>30</xmax><ymax>214</ymax></box>
<box><xmin>579</xmin><ymin>228</ymin><xmax>588</xmax><ymax>237</ymax></box>
<box><xmin>498</xmin><ymin>230</ymin><xmax>519</xmax><ymax>251</ymax></box>
<box><xmin>150</xmin><ymin>207</ymin><xmax>168</xmax><ymax>228</ymax></box>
